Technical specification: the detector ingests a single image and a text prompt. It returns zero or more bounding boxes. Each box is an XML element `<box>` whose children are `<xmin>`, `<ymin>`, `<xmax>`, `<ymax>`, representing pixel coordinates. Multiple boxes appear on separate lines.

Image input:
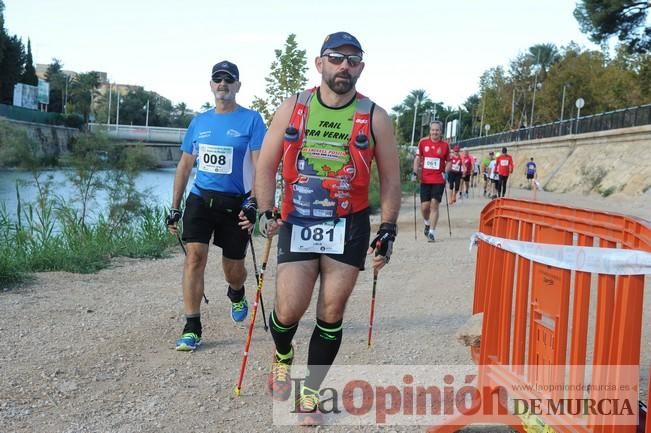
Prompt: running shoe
<box><xmin>427</xmin><ymin>231</ymin><xmax>436</xmax><ymax>243</ymax></box>
<box><xmin>175</xmin><ymin>332</ymin><xmax>201</xmax><ymax>351</ymax></box>
<box><xmin>230</xmin><ymin>297</ymin><xmax>249</xmax><ymax>322</ymax></box>
<box><xmin>267</xmin><ymin>348</ymin><xmax>294</xmax><ymax>401</ymax></box>
<box><xmin>423</xmin><ymin>224</ymin><xmax>430</xmax><ymax>237</ymax></box>
<box><xmin>296</xmin><ymin>387</ymin><xmax>323</xmax><ymax>426</ymax></box>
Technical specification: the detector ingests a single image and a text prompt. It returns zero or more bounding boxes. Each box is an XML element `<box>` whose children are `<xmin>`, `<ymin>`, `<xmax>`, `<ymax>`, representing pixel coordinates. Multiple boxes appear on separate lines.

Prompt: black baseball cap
<box><xmin>211</xmin><ymin>60</ymin><xmax>239</xmax><ymax>81</ymax></box>
<box><xmin>320</xmin><ymin>32</ymin><xmax>363</xmax><ymax>56</ymax></box>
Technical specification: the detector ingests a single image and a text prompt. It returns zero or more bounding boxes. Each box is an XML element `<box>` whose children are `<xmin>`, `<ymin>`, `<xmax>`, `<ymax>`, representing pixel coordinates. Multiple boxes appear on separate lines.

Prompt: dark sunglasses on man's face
<box><xmin>323</xmin><ymin>52</ymin><xmax>363</xmax><ymax>67</ymax></box>
<box><xmin>212</xmin><ymin>76</ymin><xmax>236</xmax><ymax>84</ymax></box>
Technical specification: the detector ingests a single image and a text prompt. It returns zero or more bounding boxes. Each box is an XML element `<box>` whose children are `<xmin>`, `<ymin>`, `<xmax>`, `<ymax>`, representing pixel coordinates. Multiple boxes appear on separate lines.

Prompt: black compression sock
<box><xmin>183</xmin><ymin>314</ymin><xmax>202</xmax><ymax>337</ymax></box>
<box><xmin>227</xmin><ymin>285</ymin><xmax>245</xmax><ymax>303</ymax></box>
<box><xmin>305</xmin><ymin>318</ymin><xmax>343</xmax><ymax>390</ymax></box>
<box><xmin>269</xmin><ymin>310</ymin><xmax>298</xmax><ymax>358</ymax></box>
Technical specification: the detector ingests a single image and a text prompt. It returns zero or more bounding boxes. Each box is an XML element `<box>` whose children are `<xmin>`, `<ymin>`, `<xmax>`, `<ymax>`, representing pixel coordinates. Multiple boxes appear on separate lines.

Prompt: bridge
<box><xmin>88</xmin><ymin>123</ymin><xmax>187</xmax><ymax>144</ymax></box>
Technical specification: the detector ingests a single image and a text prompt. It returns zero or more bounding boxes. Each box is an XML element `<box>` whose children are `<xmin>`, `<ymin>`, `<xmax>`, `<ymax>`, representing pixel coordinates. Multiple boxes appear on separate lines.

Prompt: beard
<box><xmin>324</xmin><ymin>71</ymin><xmax>359</xmax><ymax>95</ymax></box>
<box><xmin>213</xmin><ymin>88</ymin><xmax>236</xmax><ymax>101</ymax></box>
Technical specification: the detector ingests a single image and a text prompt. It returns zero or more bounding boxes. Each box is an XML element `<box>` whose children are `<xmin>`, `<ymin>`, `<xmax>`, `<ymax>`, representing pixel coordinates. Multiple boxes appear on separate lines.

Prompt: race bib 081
<box><xmin>198</xmin><ymin>144</ymin><xmax>233</xmax><ymax>174</ymax></box>
<box><xmin>290</xmin><ymin>219</ymin><xmax>346</xmax><ymax>254</ymax></box>
<box><xmin>424</xmin><ymin>157</ymin><xmax>440</xmax><ymax>170</ymax></box>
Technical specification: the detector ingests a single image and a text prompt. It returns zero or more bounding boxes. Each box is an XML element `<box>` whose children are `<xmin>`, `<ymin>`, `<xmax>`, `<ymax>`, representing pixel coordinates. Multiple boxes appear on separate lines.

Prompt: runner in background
<box><xmin>461</xmin><ymin>148</ymin><xmax>474</xmax><ymax>199</ymax></box>
<box><xmin>471</xmin><ymin>154</ymin><xmax>480</xmax><ymax>189</ymax></box>
<box><xmin>525</xmin><ymin>157</ymin><xmax>537</xmax><ymax>189</ymax></box>
<box><xmin>414</xmin><ymin>121</ymin><xmax>450</xmax><ymax>242</ymax></box>
<box><xmin>495</xmin><ymin>146</ymin><xmax>514</xmax><ymax>197</ymax></box>
<box><xmin>487</xmin><ymin>153</ymin><xmax>498</xmax><ymax>199</ymax></box>
<box><xmin>447</xmin><ymin>145</ymin><xmax>464</xmax><ymax>204</ymax></box>
<box><xmin>480</xmin><ymin>152</ymin><xmax>493</xmax><ymax>197</ymax></box>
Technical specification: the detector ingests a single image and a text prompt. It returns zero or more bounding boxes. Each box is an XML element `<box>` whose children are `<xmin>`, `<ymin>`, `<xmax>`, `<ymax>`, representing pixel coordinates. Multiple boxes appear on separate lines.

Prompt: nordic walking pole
<box><xmin>176</xmin><ymin>232</ymin><xmax>209</xmax><ymax>304</ymax></box>
<box><xmin>413</xmin><ymin>182</ymin><xmax>417</xmax><ymax>240</ymax></box>
<box><xmin>443</xmin><ymin>186</ymin><xmax>452</xmax><ymax>238</ymax></box>
<box><xmin>367</xmin><ymin>241</ymin><xmax>381</xmax><ymax>349</ymax></box>
<box><xmin>367</xmin><ymin>269</ymin><xmax>379</xmax><ymax>348</ymax></box>
<box><xmin>234</xmin><ymin>237</ymin><xmax>273</xmax><ymax>397</ymax></box>
<box><xmin>248</xmin><ymin>235</ymin><xmax>268</xmax><ymax>331</ymax></box>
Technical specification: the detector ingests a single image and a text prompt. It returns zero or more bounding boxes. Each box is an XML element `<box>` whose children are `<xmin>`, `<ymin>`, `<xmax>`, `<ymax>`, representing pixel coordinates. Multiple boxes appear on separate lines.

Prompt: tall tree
<box><xmin>574</xmin><ymin>0</ymin><xmax>650</xmax><ymax>53</ymax></box>
<box><xmin>0</xmin><ymin>0</ymin><xmax>6</xmax><ymax>66</ymax></box>
<box><xmin>44</xmin><ymin>59</ymin><xmax>65</xmax><ymax>113</ymax></box>
<box><xmin>21</xmin><ymin>38</ymin><xmax>38</xmax><ymax>85</ymax></box>
<box><xmin>251</xmin><ymin>33</ymin><xmax>308</xmax><ymax>123</ymax></box>
<box><xmin>392</xmin><ymin>89</ymin><xmax>435</xmax><ymax>145</ymax></box>
<box><xmin>68</xmin><ymin>71</ymin><xmax>100</xmax><ymax>126</ymax></box>
<box><xmin>0</xmin><ymin>35</ymin><xmax>25</xmax><ymax>104</ymax></box>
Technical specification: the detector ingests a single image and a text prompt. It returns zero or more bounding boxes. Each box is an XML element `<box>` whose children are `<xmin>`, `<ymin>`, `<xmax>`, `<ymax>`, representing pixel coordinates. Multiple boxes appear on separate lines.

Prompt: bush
<box><xmin>0</xmin><ymin>166</ymin><xmax>175</xmax><ymax>288</ymax></box>
<box><xmin>0</xmin><ymin>118</ymin><xmax>38</xmax><ymax>168</ymax></box>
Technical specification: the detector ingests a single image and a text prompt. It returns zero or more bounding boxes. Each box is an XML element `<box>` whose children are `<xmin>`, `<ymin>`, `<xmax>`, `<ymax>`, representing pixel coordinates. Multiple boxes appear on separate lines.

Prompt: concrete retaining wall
<box><xmin>471</xmin><ymin>125</ymin><xmax>651</xmax><ymax>197</ymax></box>
<box><xmin>4</xmin><ymin>118</ymin><xmax>79</xmax><ymax>159</ymax></box>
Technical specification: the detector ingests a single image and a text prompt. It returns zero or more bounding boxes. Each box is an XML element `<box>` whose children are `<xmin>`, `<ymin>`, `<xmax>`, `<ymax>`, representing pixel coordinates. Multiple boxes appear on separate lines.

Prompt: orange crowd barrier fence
<box><xmin>428</xmin><ymin>198</ymin><xmax>651</xmax><ymax>433</ymax></box>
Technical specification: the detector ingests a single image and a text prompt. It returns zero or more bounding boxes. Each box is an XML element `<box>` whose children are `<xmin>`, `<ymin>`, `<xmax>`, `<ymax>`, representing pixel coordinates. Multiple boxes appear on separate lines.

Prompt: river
<box><xmin>0</xmin><ymin>167</ymin><xmax>191</xmax><ymax>220</ymax></box>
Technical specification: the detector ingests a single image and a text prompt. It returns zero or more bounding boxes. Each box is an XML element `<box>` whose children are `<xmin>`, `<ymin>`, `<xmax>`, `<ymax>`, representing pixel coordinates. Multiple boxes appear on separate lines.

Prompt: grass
<box><xmin>0</xmin><ymin>133</ymin><xmax>176</xmax><ymax>288</ymax></box>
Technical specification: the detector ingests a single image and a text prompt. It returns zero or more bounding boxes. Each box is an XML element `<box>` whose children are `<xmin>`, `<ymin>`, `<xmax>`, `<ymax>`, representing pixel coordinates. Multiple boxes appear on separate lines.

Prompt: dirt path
<box><xmin>2</xmin><ymin>187</ymin><xmax>650</xmax><ymax>433</ymax></box>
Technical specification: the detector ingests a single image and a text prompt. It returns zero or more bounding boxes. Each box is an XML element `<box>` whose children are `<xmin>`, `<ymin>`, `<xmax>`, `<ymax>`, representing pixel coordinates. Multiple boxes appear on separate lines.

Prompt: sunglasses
<box><xmin>323</xmin><ymin>52</ymin><xmax>363</xmax><ymax>67</ymax></box>
<box><xmin>212</xmin><ymin>76</ymin><xmax>236</xmax><ymax>84</ymax></box>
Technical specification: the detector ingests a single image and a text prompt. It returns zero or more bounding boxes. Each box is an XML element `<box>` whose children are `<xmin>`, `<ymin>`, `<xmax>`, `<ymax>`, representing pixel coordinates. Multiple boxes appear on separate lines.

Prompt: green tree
<box><xmin>171</xmin><ymin>102</ymin><xmax>193</xmax><ymax>128</ymax></box>
<box><xmin>392</xmin><ymin>89</ymin><xmax>436</xmax><ymax>145</ymax></box>
<box><xmin>0</xmin><ymin>0</ymin><xmax>6</xmax><ymax>67</ymax></box>
<box><xmin>574</xmin><ymin>0</ymin><xmax>650</xmax><ymax>53</ymax></box>
<box><xmin>45</xmin><ymin>59</ymin><xmax>65</xmax><ymax>113</ymax></box>
<box><xmin>21</xmin><ymin>38</ymin><xmax>37</xmax><ymax>86</ymax></box>
<box><xmin>252</xmin><ymin>33</ymin><xmax>308</xmax><ymax>123</ymax></box>
<box><xmin>0</xmin><ymin>35</ymin><xmax>25</xmax><ymax>104</ymax></box>
<box><xmin>68</xmin><ymin>71</ymin><xmax>100</xmax><ymax>126</ymax></box>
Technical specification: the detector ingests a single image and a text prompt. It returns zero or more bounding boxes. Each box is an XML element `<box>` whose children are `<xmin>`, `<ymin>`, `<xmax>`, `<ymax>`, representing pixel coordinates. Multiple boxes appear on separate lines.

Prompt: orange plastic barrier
<box><xmin>428</xmin><ymin>198</ymin><xmax>651</xmax><ymax>433</ymax></box>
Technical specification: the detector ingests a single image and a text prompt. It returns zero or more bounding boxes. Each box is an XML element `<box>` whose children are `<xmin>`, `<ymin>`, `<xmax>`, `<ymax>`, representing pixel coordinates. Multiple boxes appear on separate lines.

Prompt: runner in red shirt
<box><xmin>495</xmin><ymin>146</ymin><xmax>514</xmax><ymax>197</ymax></box>
<box><xmin>412</xmin><ymin>121</ymin><xmax>450</xmax><ymax>242</ymax></box>
<box><xmin>461</xmin><ymin>149</ymin><xmax>474</xmax><ymax>199</ymax></box>
<box><xmin>447</xmin><ymin>145</ymin><xmax>464</xmax><ymax>204</ymax></box>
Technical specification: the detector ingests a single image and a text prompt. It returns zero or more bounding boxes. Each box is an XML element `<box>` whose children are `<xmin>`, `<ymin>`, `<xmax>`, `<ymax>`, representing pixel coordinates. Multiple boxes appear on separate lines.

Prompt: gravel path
<box><xmin>2</xmin><ymin>187</ymin><xmax>649</xmax><ymax>433</ymax></box>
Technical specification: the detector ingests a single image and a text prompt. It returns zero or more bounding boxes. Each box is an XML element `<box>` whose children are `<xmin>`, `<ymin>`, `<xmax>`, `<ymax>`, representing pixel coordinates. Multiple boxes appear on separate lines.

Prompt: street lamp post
<box><xmin>409</xmin><ymin>97</ymin><xmax>420</xmax><ymax>148</ymax></box>
<box><xmin>107</xmin><ymin>81</ymin><xmax>112</xmax><ymax>126</ymax></box>
<box><xmin>575</xmin><ymin>97</ymin><xmax>584</xmax><ymax>134</ymax></box>
<box><xmin>116</xmin><ymin>95</ymin><xmax>122</xmax><ymax>134</ymax></box>
<box><xmin>559</xmin><ymin>83</ymin><xmax>569</xmax><ymax>135</ymax></box>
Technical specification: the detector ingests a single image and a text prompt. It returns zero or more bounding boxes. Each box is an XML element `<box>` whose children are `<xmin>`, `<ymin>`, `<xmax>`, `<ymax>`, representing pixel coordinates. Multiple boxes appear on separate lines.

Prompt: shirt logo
<box><xmin>227</xmin><ymin>129</ymin><xmax>243</xmax><ymax>137</ymax></box>
<box><xmin>198</xmin><ymin>130</ymin><xmax>211</xmax><ymax>138</ymax></box>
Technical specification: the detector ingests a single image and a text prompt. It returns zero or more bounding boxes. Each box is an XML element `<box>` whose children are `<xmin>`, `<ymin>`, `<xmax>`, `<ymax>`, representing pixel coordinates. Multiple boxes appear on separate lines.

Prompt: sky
<box><xmin>4</xmin><ymin>0</ymin><xmax>600</xmax><ymax>113</ymax></box>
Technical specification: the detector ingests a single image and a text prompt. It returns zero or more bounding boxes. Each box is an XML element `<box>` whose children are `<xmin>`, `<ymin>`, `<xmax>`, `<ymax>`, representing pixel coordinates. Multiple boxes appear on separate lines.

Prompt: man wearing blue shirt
<box><xmin>166</xmin><ymin>60</ymin><xmax>266</xmax><ymax>351</ymax></box>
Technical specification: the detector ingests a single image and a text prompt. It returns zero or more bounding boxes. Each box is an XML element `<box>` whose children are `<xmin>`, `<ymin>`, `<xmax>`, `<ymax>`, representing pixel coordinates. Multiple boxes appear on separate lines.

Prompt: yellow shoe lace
<box><xmin>271</xmin><ymin>362</ymin><xmax>290</xmax><ymax>382</ymax></box>
<box><xmin>299</xmin><ymin>391</ymin><xmax>319</xmax><ymax>412</ymax></box>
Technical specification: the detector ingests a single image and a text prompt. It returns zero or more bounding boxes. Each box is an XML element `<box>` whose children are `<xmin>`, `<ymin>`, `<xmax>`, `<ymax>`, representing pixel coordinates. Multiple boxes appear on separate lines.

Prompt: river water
<box><xmin>0</xmin><ymin>167</ymin><xmax>191</xmax><ymax>220</ymax></box>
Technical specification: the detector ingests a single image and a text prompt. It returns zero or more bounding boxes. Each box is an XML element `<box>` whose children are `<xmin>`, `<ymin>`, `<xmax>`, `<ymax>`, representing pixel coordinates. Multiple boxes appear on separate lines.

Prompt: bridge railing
<box><xmin>89</xmin><ymin>123</ymin><xmax>187</xmax><ymax>143</ymax></box>
<box><xmin>457</xmin><ymin>103</ymin><xmax>651</xmax><ymax>148</ymax></box>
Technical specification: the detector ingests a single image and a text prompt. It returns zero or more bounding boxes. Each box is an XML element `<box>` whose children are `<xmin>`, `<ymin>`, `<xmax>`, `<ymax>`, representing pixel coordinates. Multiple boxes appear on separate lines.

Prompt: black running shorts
<box><xmin>420</xmin><ymin>183</ymin><xmax>445</xmax><ymax>203</ymax></box>
<box><xmin>277</xmin><ymin>208</ymin><xmax>371</xmax><ymax>270</ymax></box>
<box><xmin>181</xmin><ymin>192</ymin><xmax>249</xmax><ymax>260</ymax></box>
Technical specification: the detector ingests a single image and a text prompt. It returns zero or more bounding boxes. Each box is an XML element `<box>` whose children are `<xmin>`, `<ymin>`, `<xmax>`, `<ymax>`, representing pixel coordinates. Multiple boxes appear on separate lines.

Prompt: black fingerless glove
<box><xmin>369</xmin><ymin>222</ymin><xmax>397</xmax><ymax>262</ymax></box>
<box><xmin>258</xmin><ymin>209</ymin><xmax>280</xmax><ymax>238</ymax></box>
<box><xmin>241</xmin><ymin>197</ymin><xmax>258</xmax><ymax>224</ymax></box>
<box><xmin>165</xmin><ymin>208</ymin><xmax>182</xmax><ymax>226</ymax></box>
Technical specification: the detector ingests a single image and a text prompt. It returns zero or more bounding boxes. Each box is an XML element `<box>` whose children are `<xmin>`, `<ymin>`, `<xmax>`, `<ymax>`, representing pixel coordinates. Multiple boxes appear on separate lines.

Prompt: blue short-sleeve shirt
<box><xmin>181</xmin><ymin>106</ymin><xmax>266</xmax><ymax>196</ymax></box>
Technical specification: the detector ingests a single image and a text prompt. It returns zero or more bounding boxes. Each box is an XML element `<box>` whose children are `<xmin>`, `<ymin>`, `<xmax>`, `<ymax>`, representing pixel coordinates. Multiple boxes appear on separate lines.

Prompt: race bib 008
<box><xmin>290</xmin><ymin>219</ymin><xmax>346</xmax><ymax>254</ymax></box>
<box><xmin>198</xmin><ymin>144</ymin><xmax>233</xmax><ymax>174</ymax></box>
